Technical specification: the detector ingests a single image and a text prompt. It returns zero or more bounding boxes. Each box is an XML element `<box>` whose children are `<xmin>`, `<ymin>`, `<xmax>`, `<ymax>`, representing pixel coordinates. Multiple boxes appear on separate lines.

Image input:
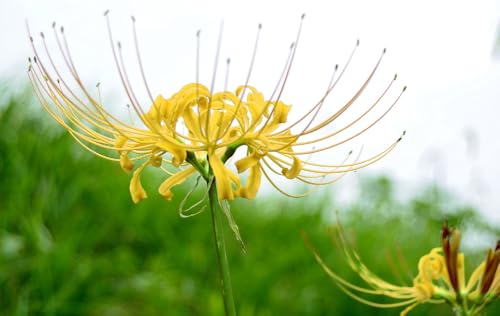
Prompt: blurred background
<box><xmin>1</xmin><ymin>0</ymin><xmax>499</xmax><ymax>315</ymax></box>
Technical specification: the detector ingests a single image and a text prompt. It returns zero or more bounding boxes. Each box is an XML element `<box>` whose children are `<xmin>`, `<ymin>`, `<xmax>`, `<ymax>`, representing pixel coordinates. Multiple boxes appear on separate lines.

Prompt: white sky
<box><xmin>1</xmin><ymin>0</ymin><xmax>500</xmax><ymax>224</ymax></box>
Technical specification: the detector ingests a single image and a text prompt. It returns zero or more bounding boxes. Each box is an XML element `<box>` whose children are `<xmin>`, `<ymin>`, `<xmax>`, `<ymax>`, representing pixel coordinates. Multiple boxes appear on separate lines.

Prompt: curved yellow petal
<box><xmin>156</xmin><ymin>140</ymin><xmax>186</xmax><ymax>167</ymax></box>
<box><xmin>275</xmin><ymin>101</ymin><xmax>291</xmax><ymax>124</ymax></box>
<box><xmin>238</xmin><ymin>165</ymin><xmax>261</xmax><ymax>199</ymax></box>
<box><xmin>235</xmin><ymin>152</ymin><xmax>262</xmax><ymax>173</ymax></box>
<box><xmin>115</xmin><ymin>135</ymin><xmax>128</xmax><ymax>149</ymax></box>
<box><xmin>209</xmin><ymin>153</ymin><xmax>240</xmax><ymax>200</ymax></box>
<box><xmin>149</xmin><ymin>154</ymin><xmax>163</xmax><ymax>167</ymax></box>
<box><xmin>130</xmin><ymin>163</ymin><xmax>148</xmax><ymax>203</ymax></box>
<box><xmin>282</xmin><ymin>155</ymin><xmax>302</xmax><ymax>179</ymax></box>
<box><xmin>158</xmin><ymin>167</ymin><xmax>196</xmax><ymax>200</ymax></box>
<box><xmin>120</xmin><ymin>152</ymin><xmax>134</xmax><ymax>173</ymax></box>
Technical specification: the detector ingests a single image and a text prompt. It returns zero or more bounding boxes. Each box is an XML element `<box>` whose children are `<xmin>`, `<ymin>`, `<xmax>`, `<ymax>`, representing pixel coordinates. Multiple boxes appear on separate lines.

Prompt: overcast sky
<box><xmin>1</xmin><ymin>0</ymin><xmax>500</xmax><ymax>224</ymax></box>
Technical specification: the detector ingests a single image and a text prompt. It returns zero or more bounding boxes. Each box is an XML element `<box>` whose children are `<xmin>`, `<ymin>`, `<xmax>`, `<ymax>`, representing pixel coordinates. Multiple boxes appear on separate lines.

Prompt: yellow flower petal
<box><xmin>115</xmin><ymin>135</ymin><xmax>128</xmax><ymax>149</ymax></box>
<box><xmin>282</xmin><ymin>155</ymin><xmax>302</xmax><ymax>179</ymax></box>
<box><xmin>275</xmin><ymin>101</ymin><xmax>291</xmax><ymax>124</ymax></box>
<box><xmin>158</xmin><ymin>167</ymin><xmax>196</xmax><ymax>200</ymax></box>
<box><xmin>146</xmin><ymin>95</ymin><xmax>167</xmax><ymax>124</ymax></box>
<box><xmin>238</xmin><ymin>165</ymin><xmax>261</xmax><ymax>199</ymax></box>
<box><xmin>156</xmin><ymin>140</ymin><xmax>186</xmax><ymax>167</ymax></box>
<box><xmin>235</xmin><ymin>152</ymin><xmax>262</xmax><ymax>173</ymax></box>
<box><xmin>149</xmin><ymin>154</ymin><xmax>163</xmax><ymax>167</ymax></box>
<box><xmin>130</xmin><ymin>163</ymin><xmax>148</xmax><ymax>203</ymax></box>
<box><xmin>209</xmin><ymin>153</ymin><xmax>240</xmax><ymax>200</ymax></box>
<box><xmin>120</xmin><ymin>152</ymin><xmax>134</xmax><ymax>173</ymax></box>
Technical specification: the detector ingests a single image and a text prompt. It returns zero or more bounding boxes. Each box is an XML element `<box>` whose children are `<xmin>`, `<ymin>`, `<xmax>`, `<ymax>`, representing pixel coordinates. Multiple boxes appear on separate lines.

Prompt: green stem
<box><xmin>207</xmin><ymin>178</ymin><xmax>237</xmax><ymax>316</ymax></box>
<box><xmin>453</xmin><ymin>305</ymin><xmax>472</xmax><ymax>316</ymax></box>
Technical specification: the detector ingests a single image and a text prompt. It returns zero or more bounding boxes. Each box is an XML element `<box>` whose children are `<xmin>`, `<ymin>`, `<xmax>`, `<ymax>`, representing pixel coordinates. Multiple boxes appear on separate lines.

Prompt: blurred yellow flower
<box><xmin>27</xmin><ymin>14</ymin><xmax>405</xmax><ymax>204</ymax></box>
<box><xmin>306</xmin><ymin>222</ymin><xmax>499</xmax><ymax>316</ymax></box>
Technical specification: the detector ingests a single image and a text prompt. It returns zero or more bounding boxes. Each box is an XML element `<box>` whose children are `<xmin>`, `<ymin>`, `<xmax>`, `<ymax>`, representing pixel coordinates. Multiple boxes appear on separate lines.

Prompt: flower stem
<box><xmin>453</xmin><ymin>305</ymin><xmax>472</xmax><ymax>316</ymax></box>
<box><xmin>207</xmin><ymin>178</ymin><xmax>237</xmax><ymax>316</ymax></box>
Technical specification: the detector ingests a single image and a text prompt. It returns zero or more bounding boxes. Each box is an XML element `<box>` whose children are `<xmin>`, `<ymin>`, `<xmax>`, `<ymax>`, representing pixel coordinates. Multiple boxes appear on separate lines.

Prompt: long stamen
<box><xmin>275</xmin><ymin>38</ymin><xmax>359</xmax><ymax>136</ymax></box>
<box><xmin>205</xmin><ymin>20</ymin><xmax>224</xmax><ymax>145</ymax></box>
<box><xmin>254</xmin><ymin>14</ymin><xmax>306</xmax><ymax>139</ymax></box>
<box><xmin>131</xmin><ymin>15</ymin><xmax>160</xmax><ymax>113</ymax></box>
<box><xmin>217</xmin><ymin>23</ymin><xmax>262</xmax><ymax>140</ymax></box>
<box><xmin>293</xmin><ymin>73</ymin><xmax>398</xmax><ymax>147</ymax></box>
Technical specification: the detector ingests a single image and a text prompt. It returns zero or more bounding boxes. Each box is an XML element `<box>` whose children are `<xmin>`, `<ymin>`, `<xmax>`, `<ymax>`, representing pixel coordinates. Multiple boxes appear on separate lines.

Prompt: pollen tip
<box><xmin>57</xmin><ymin>78</ymin><xmax>60</xmax><ymax>84</ymax></box>
<box><xmin>301</xmin><ymin>13</ymin><xmax>306</xmax><ymax>19</ymax></box>
<box><xmin>402</xmin><ymin>130</ymin><xmax>406</xmax><ymax>136</ymax></box>
<box><xmin>60</xmin><ymin>26</ymin><xmax>64</xmax><ymax>33</ymax></box>
<box><xmin>442</xmin><ymin>220</ymin><xmax>450</xmax><ymax>239</ymax></box>
<box><xmin>34</xmin><ymin>56</ymin><xmax>37</xmax><ymax>63</ymax></box>
<box><xmin>348</xmin><ymin>150</ymin><xmax>353</xmax><ymax>155</ymax></box>
<box><xmin>258</xmin><ymin>23</ymin><xmax>262</xmax><ymax>29</ymax></box>
<box><xmin>117</xmin><ymin>41</ymin><xmax>122</xmax><ymax>49</ymax></box>
<box><xmin>29</xmin><ymin>36</ymin><xmax>33</xmax><ymax>42</ymax></box>
<box><xmin>403</xmin><ymin>86</ymin><xmax>407</xmax><ymax>92</ymax></box>
<box><xmin>226</xmin><ymin>58</ymin><xmax>231</xmax><ymax>64</ymax></box>
<box><xmin>104</xmin><ymin>9</ymin><xmax>110</xmax><ymax>16</ymax></box>
<box><xmin>356</xmin><ymin>39</ymin><xmax>360</xmax><ymax>46</ymax></box>
<box><xmin>335</xmin><ymin>64</ymin><xmax>339</xmax><ymax>71</ymax></box>
<box><xmin>290</xmin><ymin>42</ymin><xmax>295</xmax><ymax>49</ymax></box>
<box><xmin>96</xmin><ymin>82</ymin><xmax>100</xmax><ymax>88</ymax></box>
<box><xmin>383</xmin><ymin>47</ymin><xmax>387</xmax><ymax>54</ymax></box>
<box><xmin>393</xmin><ymin>73</ymin><xmax>398</xmax><ymax>80</ymax></box>
<box><xmin>40</xmin><ymin>31</ymin><xmax>45</xmax><ymax>38</ymax></box>
<box><xmin>196</xmin><ymin>29</ymin><xmax>201</xmax><ymax>37</ymax></box>
<box><xmin>52</xmin><ymin>21</ymin><xmax>56</xmax><ymax>28</ymax></box>
<box><xmin>131</xmin><ymin>15</ymin><xmax>136</xmax><ymax>22</ymax></box>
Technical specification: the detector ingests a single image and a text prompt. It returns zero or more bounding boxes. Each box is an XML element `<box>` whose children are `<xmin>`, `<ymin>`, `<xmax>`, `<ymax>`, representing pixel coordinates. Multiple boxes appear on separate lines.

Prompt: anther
<box><xmin>60</xmin><ymin>26</ymin><xmax>64</xmax><ymax>33</ymax></box>
<box><xmin>104</xmin><ymin>9</ymin><xmax>110</xmax><ymax>16</ymax></box>
<box><xmin>397</xmin><ymin>131</ymin><xmax>406</xmax><ymax>142</ymax></box>
<box><xmin>131</xmin><ymin>16</ymin><xmax>136</xmax><ymax>22</ymax></box>
<box><xmin>356</xmin><ymin>39</ymin><xmax>360</xmax><ymax>46</ymax></box>
<box><xmin>258</xmin><ymin>23</ymin><xmax>262</xmax><ymax>29</ymax></box>
<box><xmin>301</xmin><ymin>13</ymin><xmax>306</xmax><ymax>19</ymax></box>
<box><xmin>96</xmin><ymin>82</ymin><xmax>101</xmax><ymax>88</ymax></box>
<box><xmin>402</xmin><ymin>86</ymin><xmax>407</xmax><ymax>92</ymax></box>
<box><xmin>40</xmin><ymin>32</ymin><xmax>45</xmax><ymax>38</ymax></box>
<box><xmin>383</xmin><ymin>48</ymin><xmax>387</xmax><ymax>54</ymax></box>
<box><xmin>196</xmin><ymin>30</ymin><xmax>201</xmax><ymax>37</ymax></box>
<box><xmin>334</xmin><ymin>64</ymin><xmax>339</xmax><ymax>71</ymax></box>
<box><xmin>29</xmin><ymin>36</ymin><xmax>33</xmax><ymax>42</ymax></box>
<box><xmin>290</xmin><ymin>42</ymin><xmax>295</xmax><ymax>49</ymax></box>
<box><xmin>117</xmin><ymin>41</ymin><xmax>122</xmax><ymax>49</ymax></box>
<box><xmin>393</xmin><ymin>74</ymin><xmax>398</xmax><ymax>80</ymax></box>
<box><xmin>52</xmin><ymin>21</ymin><xmax>56</xmax><ymax>28</ymax></box>
<box><xmin>33</xmin><ymin>56</ymin><xmax>37</xmax><ymax>63</ymax></box>
<box><xmin>28</xmin><ymin>57</ymin><xmax>31</xmax><ymax>63</ymax></box>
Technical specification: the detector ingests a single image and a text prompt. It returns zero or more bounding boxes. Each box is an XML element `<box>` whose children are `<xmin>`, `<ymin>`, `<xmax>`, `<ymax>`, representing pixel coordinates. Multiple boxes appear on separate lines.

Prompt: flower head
<box><xmin>306</xmin><ymin>221</ymin><xmax>499</xmax><ymax>316</ymax></box>
<box><xmin>27</xmin><ymin>13</ymin><xmax>405</xmax><ymax>205</ymax></box>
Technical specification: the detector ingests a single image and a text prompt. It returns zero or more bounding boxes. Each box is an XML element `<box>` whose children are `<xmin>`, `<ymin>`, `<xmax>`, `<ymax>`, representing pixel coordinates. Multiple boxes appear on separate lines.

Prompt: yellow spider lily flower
<box><xmin>306</xmin><ymin>222</ymin><xmax>499</xmax><ymax>316</ymax></box>
<box><xmin>27</xmin><ymin>13</ymin><xmax>405</xmax><ymax>204</ymax></box>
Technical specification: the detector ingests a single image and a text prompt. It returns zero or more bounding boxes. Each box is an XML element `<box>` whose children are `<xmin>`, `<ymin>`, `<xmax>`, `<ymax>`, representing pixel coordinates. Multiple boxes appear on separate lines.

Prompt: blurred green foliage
<box><xmin>0</xmin><ymin>88</ymin><xmax>498</xmax><ymax>315</ymax></box>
